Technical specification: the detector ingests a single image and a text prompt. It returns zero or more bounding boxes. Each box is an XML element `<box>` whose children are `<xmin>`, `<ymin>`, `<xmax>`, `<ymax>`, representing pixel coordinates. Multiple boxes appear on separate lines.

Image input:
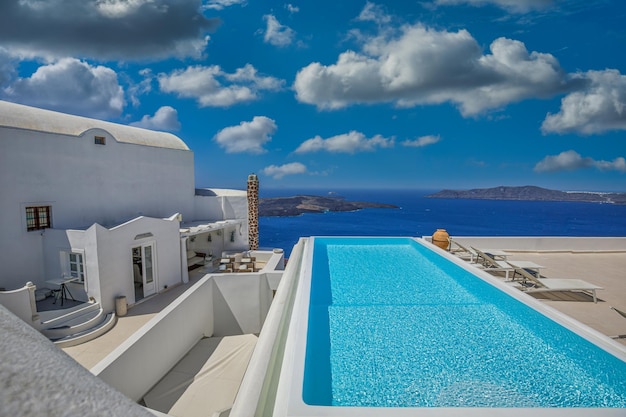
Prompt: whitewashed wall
<box><xmin>193</xmin><ymin>193</ymin><xmax>250</xmax><ymax>249</ymax></box>
<box><xmin>93</xmin><ymin>272</ymin><xmax>276</xmax><ymax>402</ymax></box>
<box><xmin>39</xmin><ymin>215</ymin><xmax>182</xmax><ymax>312</ymax></box>
<box><xmin>0</xmin><ymin>283</ymin><xmax>38</xmax><ymax>327</ymax></box>
<box><xmin>41</xmin><ymin>229</ymin><xmax>90</xmax><ymax>302</ymax></box>
<box><xmin>0</xmin><ymin>125</ymin><xmax>194</xmax><ymax>290</ymax></box>
<box><xmin>94</xmin><ymin>216</ymin><xmax>182</xmax><ymax>312</ymax></box>
<box><xmin>432</xmin><ymin>236</ymin><xmax>626</xmax><ymax>252</ymax></box>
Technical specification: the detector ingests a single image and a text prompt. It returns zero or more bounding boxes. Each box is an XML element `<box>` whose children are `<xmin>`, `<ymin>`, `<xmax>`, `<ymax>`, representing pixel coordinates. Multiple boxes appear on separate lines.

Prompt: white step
<box><xmin>52</xmin><ymin>312</ymin><xmax>117</xmax><ymax>348</ymax></box>
<box><xmin>39</xmin><ymin>302</ymin><xmax>101</xmax><ymax>329</ymax></box>
<box><xmin>42</xmin><ymin>307</ymin><xmax>105</xmax><ymax>339</ymax></box>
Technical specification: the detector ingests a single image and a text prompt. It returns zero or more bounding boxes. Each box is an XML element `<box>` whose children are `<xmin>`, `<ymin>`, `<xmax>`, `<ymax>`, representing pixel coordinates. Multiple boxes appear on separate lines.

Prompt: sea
<box><xmin>258</xmin><ymin>189</ymin><xmax>626</xmax><ymax>256</ymax></box>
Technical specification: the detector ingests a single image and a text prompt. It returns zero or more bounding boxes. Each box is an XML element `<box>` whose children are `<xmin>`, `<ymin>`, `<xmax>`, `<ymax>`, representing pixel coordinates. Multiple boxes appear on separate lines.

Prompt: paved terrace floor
<box><xmin>489</xmin><ymin>250</ymin><xmax>626</xmax><ymax>346</ymax></box>
<box><xmin>63</xmin><ymin>269</ymin><xmax>207</xmax><ymax>369</ymax></box>
<box><xmin>62</xmin><ymin>247</ymin><xmax>626</xmax><ymax>372</ymax></box>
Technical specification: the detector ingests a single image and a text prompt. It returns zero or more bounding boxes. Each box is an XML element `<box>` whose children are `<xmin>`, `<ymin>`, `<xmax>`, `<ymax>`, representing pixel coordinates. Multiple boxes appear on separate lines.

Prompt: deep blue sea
<box><xmin>258</xmin><ymin>189</ymin><xmax>626</xmax><ymax>256</ymax></box>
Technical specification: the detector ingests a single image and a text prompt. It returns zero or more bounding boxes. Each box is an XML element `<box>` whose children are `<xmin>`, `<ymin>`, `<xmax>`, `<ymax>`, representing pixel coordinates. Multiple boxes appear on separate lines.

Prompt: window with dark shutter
<box><xmin>26</xmin><ymin>206</ymin><xmax>51</xmax><ymax>231</ymax></box>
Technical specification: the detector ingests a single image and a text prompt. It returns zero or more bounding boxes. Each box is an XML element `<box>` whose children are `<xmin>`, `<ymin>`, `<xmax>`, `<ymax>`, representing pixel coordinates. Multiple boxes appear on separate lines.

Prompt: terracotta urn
<box><xmin>432</xmin><ymin>229</ymin><xmax>450</xmax><ymax>250</ymax></box>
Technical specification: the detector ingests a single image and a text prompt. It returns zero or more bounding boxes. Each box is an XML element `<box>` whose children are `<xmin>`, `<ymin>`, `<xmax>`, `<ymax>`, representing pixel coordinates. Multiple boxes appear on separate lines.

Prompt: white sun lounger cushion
<box><xmin>526</xmin><ymin>279</ymin><xmax>603</xmax><ymax>303</ymax></box>
<box><xmin>143</xmin><ymin>334</ymin><xmax>258</xmax><ymax>416</ymax></box>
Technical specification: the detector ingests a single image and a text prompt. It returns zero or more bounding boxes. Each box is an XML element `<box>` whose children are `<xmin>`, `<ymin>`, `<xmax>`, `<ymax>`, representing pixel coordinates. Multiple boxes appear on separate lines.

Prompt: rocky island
<box><xmin>259</xmin><ymin>195</ymin><xmax>399</xmax><ymax>217</ymax></box>
<box><xmin>427</xmin><ymin>186</ymin><xmax>626</xmax><ymax>204</ymax></box>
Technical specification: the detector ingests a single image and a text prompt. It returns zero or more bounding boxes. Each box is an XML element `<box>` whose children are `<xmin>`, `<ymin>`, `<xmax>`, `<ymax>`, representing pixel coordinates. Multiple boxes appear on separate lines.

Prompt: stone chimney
<box><xmin>247</xmin><ymin>173</ymin><xmax>259</xmax><ymax>250</ymax></box>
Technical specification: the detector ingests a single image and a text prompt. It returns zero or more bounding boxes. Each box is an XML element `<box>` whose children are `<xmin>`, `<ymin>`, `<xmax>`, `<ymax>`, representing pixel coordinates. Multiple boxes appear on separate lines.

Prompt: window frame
<box><xmin>94</xmin><ymin>135</ymin><xmax>106</xmax><ymax>145</ymax></box>
<box><xmin>25</xmin><ymin>206</ymin><xmax>52</xmax><ymax>231</ymax></box>
<box><xmin>67</xmin><ymin>252</ymin><xmax>85</xmax><ymax>283</ymax></box>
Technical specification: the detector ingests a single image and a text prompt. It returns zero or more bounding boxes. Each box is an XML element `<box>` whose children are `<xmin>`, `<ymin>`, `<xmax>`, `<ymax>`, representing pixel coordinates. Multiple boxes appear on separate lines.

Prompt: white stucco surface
<box><xmin>0</xmin><ymin>304</ymin><xmax>152</xmax><ymax>417</ymax></box>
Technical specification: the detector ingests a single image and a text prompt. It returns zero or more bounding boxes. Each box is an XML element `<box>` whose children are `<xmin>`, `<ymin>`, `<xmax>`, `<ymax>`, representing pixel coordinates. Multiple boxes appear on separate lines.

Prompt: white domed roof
<box><xmin>0</xmin><ymin>100</ymin><xmax>189</xmax><ymax>151</ymax></box>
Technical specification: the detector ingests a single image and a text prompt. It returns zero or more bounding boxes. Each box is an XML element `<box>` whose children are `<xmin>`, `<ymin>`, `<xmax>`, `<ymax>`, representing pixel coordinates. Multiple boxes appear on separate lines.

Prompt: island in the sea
<box><xmin>427</xmin><ymin>185</ymin><xmax>626</xmax><ymax>204</ymax></box>
<box><xmin>259</xmin><ymin>195</ymin><xmax>399</xmax><ymax>217</ymax></box>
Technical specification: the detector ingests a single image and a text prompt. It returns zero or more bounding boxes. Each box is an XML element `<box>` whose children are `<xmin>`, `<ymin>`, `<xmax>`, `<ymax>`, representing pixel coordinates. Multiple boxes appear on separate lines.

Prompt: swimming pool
<box><xmin>276</xmin><ymin>237</ymin><xmax>626</xmax><ymax>416</ymax></box>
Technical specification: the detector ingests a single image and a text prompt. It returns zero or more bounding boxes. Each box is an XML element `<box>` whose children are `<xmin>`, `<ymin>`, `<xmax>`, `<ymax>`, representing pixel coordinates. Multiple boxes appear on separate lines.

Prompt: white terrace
<box><xmin>1</xmin><ymin>236</ymin><xmax>625</xmax><ymax>417</ymax></box>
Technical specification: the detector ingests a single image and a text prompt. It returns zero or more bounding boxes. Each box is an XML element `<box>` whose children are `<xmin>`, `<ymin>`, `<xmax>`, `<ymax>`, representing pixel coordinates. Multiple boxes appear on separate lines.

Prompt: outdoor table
<box><xmin>45</xmin><ymin>276</ymin><xmax>79</xmax><ymax>306</ymax></box>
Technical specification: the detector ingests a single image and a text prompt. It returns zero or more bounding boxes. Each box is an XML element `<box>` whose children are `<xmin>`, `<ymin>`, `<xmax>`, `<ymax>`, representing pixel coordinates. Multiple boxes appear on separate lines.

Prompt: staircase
<box><xmin>40</xmin><ymin>302</ymin><xmax>117</xmax><ymax>348</ymax></box>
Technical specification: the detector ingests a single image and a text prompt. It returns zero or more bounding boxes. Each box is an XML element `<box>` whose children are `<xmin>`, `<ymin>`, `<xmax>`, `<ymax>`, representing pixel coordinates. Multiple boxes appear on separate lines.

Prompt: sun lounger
<box><xmin>506</xmin><ymin>260</ymin><xmax>546</xmax><ymax>280</ymax></box>
<box><xmin>472</xmin><ymin>247</ymin><xmax>510</xmax><ymax>264</ymax></box>
<box><xmin>448</xmin><ymin>238</ymin><xmax>478</xmax><ymax>262</ymax></box>
<box><xmin>477</xmin><ymin>248</ymin><xmax>509</xmax><ymax>260</ymax></box>
<box><xmin>513</xmin><ymin>267</ymin><xmax>603</xmax><ymax>303</ymax></box>
<box><xmin>610</xmin><ymin>307</ymin><xmax>626</xmax><ymax>339</ymax></box>
<box><xmin>471</xmin><ymin>247</ymin><xmax>516</xmax><ymax>279</ymax></box>
<box><xmin>611</xmin><ymin>306</ymin><xmax>626</xmax><ymax>319</ymax></box>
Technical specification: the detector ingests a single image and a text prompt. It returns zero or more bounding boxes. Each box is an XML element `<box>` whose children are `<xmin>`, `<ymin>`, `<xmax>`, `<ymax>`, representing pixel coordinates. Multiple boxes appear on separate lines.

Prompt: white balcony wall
<box><xmin>0</xmin><ymin>282</ymin><xmax>38</xmax><ymax>327</ymax></box>
<box><xmin>429</xmin><ymin>236</ymin><xmax>626</xmax><ymax>252</ymax></box>
<box><xmin>93</xmin><ymin>272</ymin><xmax>276</xmax><ymax>402</ymax></box>
<box><xmin>194</xmin><ymin>192</ymin><xmax>248</xmax><ymax>221</ymax></box>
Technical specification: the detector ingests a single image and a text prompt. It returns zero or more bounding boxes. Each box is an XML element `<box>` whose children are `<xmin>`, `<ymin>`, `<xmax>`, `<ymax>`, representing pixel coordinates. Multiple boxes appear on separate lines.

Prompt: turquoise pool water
<box><xmin>303</xmin><ymin>237</ymin><xmax>626</xmax><ymax>408</ymax></box>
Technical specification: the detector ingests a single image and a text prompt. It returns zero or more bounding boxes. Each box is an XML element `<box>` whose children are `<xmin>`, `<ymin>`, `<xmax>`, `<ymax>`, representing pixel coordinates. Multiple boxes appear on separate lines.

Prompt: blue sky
<box><xmin>1</xmin><ymin>0</ymin><xmax>625</xmax><ymax>192</ymax></box>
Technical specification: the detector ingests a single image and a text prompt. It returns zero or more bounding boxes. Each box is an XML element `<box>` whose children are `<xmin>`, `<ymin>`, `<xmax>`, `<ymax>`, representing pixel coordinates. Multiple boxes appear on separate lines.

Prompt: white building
<box><xmin>0</xmin><ymin>100</ymin><xmax>249</xmax><ymax>314</ymax></box>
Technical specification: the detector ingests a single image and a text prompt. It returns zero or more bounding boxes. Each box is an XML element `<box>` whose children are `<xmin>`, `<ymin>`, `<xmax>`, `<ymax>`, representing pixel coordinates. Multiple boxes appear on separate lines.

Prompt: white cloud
<box><xmin>534</xmin><ymin>150</ymin><xmax>592</xmax><ymax>172</ymax></box>
<box><xmin>534</xmin><ymin>150</ymin><xmax>626</xmax><ymax>173</ymax></box>
<box><xmin>596</xmin><ymin>157</ymin><xmax>626</xmax><ymax>172</ymax></box>
<box><xmin>401</xmin><ymin>135</ymin><xmax>441</xmax><ymax>147</ymax></box>
<box><xmin>96</xmin><ymin>0</ymin><xmax>155</xmax><ymax>18</ymax></box>
<box><xmin>262</xmin><ymin>162</ymin><xmax>307</xmax><ymax>179</ymax></box>
<box><xmin>263</xmin><ymin>15</ymin><xmax>296</xmax><ymax>47</ymax></box>
<box><xmin>294</xmin><ymin>24</ymin><xmax>569</xmax><ymax>116</ymax></box>
<box><xmin>357</xmin><ymin>2</ymin><xmax>392</xmax><ymax>25</ymax></box>
<box><xmin>158</xmin><ymin>64</ymin><xmax>284</xmax><ymax>107</ymax></box>
<box><xmin>541</xmin><ymin>69</ymin><xmax>626</xmax><ymax>135</ymax></box>
<box><xmin>203</xmin><ymin>0</ymin><xmax>246</xmax><ymax>10</ymax></box>
<box><xmin>2</xmin><ymin>58</ymin><xmax>125</xmax><ymax>118</ymax></box>
<box><xmin>285</xmin><ymin>4</ymin><xmax>299</xmax><ymax>14</ymax></box>
<box><xmin>0</xmin><ymin>47</ymin><xmax>17</xmax><ymax>86</ymax></box>
<box><xmin>213</xmin><ymin>116</ymin><xmax>276</xmax><ymax>154</ymax></box>
<box><xmin>0</xmin><ymin>0</ymin><xmax>219</xmax><ymax>60</ymax></box>
<box><xmin>126</xmin><ymin>69</ymin><xmax>154</xmax><ymax>107</ymax></box>
<box><xmin>130</xmin><ymin>106</ymin><xmax>181</xmax><ymax>131</ymax></box>
<box><xmin>294</xmin><ymin>131</ymin><xmax>394</xmax><ymax>154</ymax></box>
<box><xmin>431</xmin><ymin>0</ymin><xmax>553</xmax><ymax>13</ymax></box>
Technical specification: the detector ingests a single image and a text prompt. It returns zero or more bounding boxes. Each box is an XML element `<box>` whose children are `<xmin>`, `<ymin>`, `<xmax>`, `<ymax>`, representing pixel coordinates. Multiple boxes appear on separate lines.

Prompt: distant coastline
<box><xmin>426</xmin><ymin>186</ymin><xmax>626</xmax><ymax>205</ymax></box>
<box><xmin>257</xmin><ymin>186</ymin><xmax>626</xmax><ymax>218</ymax></box>
<box><xmin>259</xmin><ymin>195</ymin><xmax>399</xmax><ymax>217</ymax></box>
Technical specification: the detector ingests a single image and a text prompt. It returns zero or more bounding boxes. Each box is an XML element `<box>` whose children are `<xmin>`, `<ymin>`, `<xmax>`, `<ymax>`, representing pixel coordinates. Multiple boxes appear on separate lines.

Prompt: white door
<box><xmin>132</xmin><ymin>243</ymin><xmax>156</xmax><ymax>298</ymax></box>
<box><xmin>142</xmin><ymin>244</ymin><xmax>156</xmax><ymax>296</ymax></box>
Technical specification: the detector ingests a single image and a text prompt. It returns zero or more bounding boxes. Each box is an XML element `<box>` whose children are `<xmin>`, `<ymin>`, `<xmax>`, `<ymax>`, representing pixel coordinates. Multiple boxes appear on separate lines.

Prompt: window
<box><xmin>68</xmin><ymin>253</ymin><xmax>85</xmax><ymax>282</ymax></box>
<box><xmin>94</xmin><ymin>136</ymin><xmax>106</xmax><ymax>145</ymax></box>
<box><xmin>25</xmin><ymin>206</ymin><xmax>51</xmax><ymax>231</ymax></box>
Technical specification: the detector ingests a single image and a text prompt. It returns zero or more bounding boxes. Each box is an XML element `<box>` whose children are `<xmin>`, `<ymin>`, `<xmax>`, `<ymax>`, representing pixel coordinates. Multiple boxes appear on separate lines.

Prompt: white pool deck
<box><xmin>490</xmin><ymin>250</ymin><xmax>626</xmax><ymax>342</ymax></box>
<box><xmin>60</xmin><ymin>237</ymin><xmax>626</xmax><ymax>416</ymax></box>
